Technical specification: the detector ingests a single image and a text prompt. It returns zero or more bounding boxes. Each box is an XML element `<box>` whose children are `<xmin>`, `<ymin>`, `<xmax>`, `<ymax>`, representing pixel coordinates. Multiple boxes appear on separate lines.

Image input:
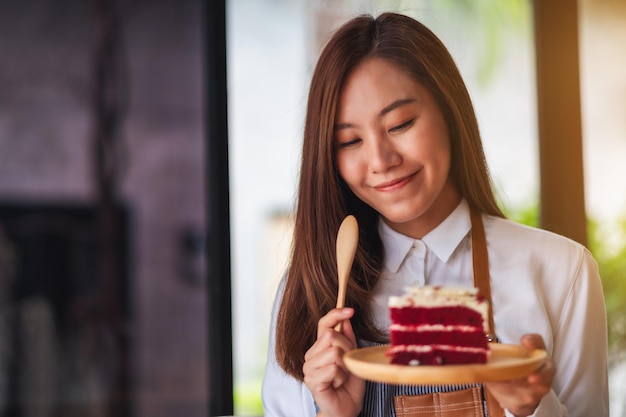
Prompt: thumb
<box><xmin>521</xmin><ymin>333</ymin><xmax>546</xmax><ymax>351</ymax></box>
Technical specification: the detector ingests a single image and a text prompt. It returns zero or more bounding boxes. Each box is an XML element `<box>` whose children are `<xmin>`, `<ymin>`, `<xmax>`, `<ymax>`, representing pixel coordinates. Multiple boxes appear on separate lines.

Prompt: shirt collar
<box><xmin>378</xmin><ymin>199</ymin><xmax>471</xmax><ymax>273</ymax></box>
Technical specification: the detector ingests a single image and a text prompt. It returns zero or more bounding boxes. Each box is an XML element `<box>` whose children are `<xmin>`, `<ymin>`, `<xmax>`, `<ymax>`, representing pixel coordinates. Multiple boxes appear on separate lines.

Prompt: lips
<box><xmin>374</xmin><ymin>171</ymin><xmax>419</xmax><ymax>192</ymax></box>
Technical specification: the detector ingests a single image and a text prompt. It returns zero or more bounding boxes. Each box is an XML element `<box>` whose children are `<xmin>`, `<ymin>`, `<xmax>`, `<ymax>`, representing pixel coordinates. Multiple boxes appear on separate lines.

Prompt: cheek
<box><xmin>436</xmin><ymin>136</ymin><xmax>453</xmax><ymax>170</ymax></box>
<box><xmin>414</xmin><ymin>129</ymin><xmax>452</xmax><ymax>171</ymax></box>
<box><xmin>336</xmin><ymin>154</ymin><xmax>361</xmax><ymax>186</ymax></box>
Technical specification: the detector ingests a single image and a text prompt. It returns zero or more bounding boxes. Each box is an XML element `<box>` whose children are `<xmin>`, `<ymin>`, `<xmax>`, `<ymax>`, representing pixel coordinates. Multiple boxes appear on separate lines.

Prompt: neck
<box><xmin>383</xmin><ymin>181</ymin><xmax>461</xmax><ymax>239</ymax></box>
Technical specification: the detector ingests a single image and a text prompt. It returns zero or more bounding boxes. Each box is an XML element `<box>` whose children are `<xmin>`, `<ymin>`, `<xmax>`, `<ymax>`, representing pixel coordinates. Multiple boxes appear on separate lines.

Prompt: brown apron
<box><xmin>393</xmin><ymin>207</ymin><xmax>505</xmax><ymax>417</ymax></box>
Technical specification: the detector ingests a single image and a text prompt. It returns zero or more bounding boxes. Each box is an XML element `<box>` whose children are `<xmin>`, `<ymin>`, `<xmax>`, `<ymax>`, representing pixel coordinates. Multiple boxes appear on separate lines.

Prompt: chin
<box><xmin>379</xmin><ymin>209</ymin><xmax>427</xmax><ymax>226</ymax></box>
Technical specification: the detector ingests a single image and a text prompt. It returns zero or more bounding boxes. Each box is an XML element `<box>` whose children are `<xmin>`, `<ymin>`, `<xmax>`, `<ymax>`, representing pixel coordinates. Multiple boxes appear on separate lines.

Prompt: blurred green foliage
<box><xmin>588</xmin><ymin>217</ymin><xmax>626</xmax><ymax>364</ymax></box>
<box><xmin>380</xmin><ymin>0</ymin><xmax>531</xmax><ymax>86</ymax></box>
<box><xmin>438</xmin><ymin>0</ymin><xmax>530</xmax><ymax>85</ymax></box>
<box><xmin>234</xmin><ymin>382</ymin><xmax>264</xmax><ymax>416</ymax></box>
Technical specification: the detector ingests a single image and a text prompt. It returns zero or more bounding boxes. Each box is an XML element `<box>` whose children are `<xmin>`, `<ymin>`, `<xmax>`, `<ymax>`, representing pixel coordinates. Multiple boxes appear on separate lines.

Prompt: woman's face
<box><xmin>334</xmin><ymin>57</ymin><xmax>460</xmax><ymax>238</ymax></box>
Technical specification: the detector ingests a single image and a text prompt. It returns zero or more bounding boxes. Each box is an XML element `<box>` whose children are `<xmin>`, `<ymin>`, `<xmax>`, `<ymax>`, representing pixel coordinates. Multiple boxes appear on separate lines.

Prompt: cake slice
<box><xmin>386</xmin><ymin>286</ymin><xmax>490</xmax><ymax>365</ymax></box>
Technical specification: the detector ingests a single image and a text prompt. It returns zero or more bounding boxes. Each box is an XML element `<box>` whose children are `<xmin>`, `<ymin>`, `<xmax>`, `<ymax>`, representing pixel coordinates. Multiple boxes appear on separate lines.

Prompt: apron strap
<box><xmin>470</xmin><ymin>206</ymin><xmax>496</xmax><ymax>341</ymax></box>
<box><xmin>470</xmin><ymin>206</ymin><xmax>505</xmax><ymax>417</ymax></box>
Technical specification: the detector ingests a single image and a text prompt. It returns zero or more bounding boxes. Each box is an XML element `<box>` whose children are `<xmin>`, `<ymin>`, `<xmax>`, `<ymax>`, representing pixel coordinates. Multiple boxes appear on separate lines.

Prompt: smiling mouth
<box><xmin>374</xmin><ymin>171</ymin><xmax>419</xmax><ymax>192</ymax></box>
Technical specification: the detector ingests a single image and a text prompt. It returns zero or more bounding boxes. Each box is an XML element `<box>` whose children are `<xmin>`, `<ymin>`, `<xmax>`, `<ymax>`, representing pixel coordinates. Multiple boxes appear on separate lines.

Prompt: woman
<box><xmin>262</xmin><ymin>12</ymin><xmax>608</xmax><ymax>417</ymax></box>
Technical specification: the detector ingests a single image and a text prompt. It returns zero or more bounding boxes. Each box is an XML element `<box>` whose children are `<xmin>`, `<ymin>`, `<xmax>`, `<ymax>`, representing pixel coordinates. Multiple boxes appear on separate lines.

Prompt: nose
<box><xmin>368</xmin><ymin>134</ymin><xmax>401</xmax><ymax>173</ymax></box>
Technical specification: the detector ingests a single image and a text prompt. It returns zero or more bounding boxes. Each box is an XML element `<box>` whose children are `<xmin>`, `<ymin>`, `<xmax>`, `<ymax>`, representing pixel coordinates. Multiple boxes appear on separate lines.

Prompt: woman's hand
<box><xmin>485</xmin><ymin>334</ymin><xmax>556</xmax><ymax>417</ymax></box>
<box><xmin>303</xmin><ymin>307</ymin><xmax>365</xmax><ymax>417</ymax></box>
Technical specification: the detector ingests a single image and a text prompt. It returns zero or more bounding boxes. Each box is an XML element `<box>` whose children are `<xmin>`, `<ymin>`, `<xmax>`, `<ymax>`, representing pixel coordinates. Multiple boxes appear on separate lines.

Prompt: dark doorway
<box><xmin>0</xmin><ymin>202</ymin><xmax>131</xmax><ymax>417</ymax></box>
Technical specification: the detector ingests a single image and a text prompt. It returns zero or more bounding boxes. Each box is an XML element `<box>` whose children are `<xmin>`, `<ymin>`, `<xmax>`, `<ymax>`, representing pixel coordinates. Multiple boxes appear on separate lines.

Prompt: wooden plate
<box><xmin>343</xmin><ymin>343</ymin><xmax>547</xmax><ymax>384</ymax></box>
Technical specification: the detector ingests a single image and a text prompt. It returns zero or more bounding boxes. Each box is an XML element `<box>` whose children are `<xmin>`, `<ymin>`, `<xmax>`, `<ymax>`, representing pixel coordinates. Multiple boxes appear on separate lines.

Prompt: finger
<box><xmin>317</xmin><ymin>308</ymin><xmax>354</xmax><ymax>338</ymax></box>
<box><xmin>519</xmin><ymin>333</ymin><xmax>554</xmax><ymax>385</ymax></box>
<box><xmin>304</xmin><ymin>362</ymin><xmax>347</xmax><ymax>393</ymax></box>
<box><xmin>305</xmin><ymin>331</ymin><xmax>347</xmax><ymax>362</ymax></box>
<box><xmin>303</xmin><ymin>347</ymin><xmax>351</xmax><ymax>389</ymax></box>
<box><xmin>340</xmin><ymin>314</ymin><xmax>358</xmax><ymax>347</ymax></box>
<box><xmin>527</xmin><ymin>357</ymin><xmax>556</xmax><ymax>386</ymax></box>
<box><xmin>520</xmin><ymin>333</ymin><xmax>546</xmax><ymax>350</ymax></box>
<box><xmin>304</xmin><ymin>343</ymin><xmax>343</xmax><ymax>372</ymax></box>
<box><xmin>305</xmin><ymin>330</ymin><xmax>355</xmax><ymax>367</ymax></box>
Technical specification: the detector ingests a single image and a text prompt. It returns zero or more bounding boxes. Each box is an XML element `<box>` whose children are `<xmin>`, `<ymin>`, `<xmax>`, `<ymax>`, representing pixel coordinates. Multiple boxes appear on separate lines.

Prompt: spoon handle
<box><xmin>334</xmin><ymin>215</ymin><xmax>359</xmax><ymax>332</ymax></box>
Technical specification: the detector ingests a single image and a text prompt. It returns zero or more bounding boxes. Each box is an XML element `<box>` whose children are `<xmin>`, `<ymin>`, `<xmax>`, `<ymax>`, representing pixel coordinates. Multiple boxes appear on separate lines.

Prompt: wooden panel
<box><xmin>533</xmin><ymin>0</ymin><xmax>588</xmax><ymax>246</ymax></box>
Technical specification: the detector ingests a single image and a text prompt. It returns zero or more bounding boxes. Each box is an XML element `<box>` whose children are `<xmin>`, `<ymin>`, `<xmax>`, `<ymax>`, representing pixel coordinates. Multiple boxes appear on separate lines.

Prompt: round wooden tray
<box><xmin>344</xmin><ymin>343</ymin><xmax>547</xmax><ymax>384</ymax></box>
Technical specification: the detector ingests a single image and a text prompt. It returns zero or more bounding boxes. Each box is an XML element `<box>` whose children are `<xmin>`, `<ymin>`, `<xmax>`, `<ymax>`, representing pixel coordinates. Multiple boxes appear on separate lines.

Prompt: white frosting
<box><xmin>388</xmin><ymin>285</ymin><xmax>488</xmax><ymax>328</ymax></box>
<box><xmin>387</xmin><ymin>344</ymin><xmax>489</xmax><ymax>354</ymax></box>
<box><xmin>389</xmin><ymin>324</ymin><xmax>482</xmax><ymax>332</ymax></box>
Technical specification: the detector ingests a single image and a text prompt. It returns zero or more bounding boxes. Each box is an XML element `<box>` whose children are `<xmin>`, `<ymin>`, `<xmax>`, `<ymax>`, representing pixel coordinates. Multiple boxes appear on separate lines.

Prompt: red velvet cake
<box><xmin>386</xmin><ymin>286</ymin><xmax>490</xmax><ymax>366</ymax></box>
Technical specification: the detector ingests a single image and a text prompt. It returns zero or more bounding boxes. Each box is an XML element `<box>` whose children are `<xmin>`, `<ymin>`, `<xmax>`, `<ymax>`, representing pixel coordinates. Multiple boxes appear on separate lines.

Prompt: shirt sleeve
<box><xmin>502</xmin><ymin>246</ymin><xmax>607</xmax><ymax>417</ymax></box>
<box><xmin>261</xmin><ymin>276</ymin><xmax>316</xmax><ymax>417</ymax></box>
<box><xmin>546</xmin><ymin>246</ymin><xmax>609</xmax><ymax>417</ymax></box>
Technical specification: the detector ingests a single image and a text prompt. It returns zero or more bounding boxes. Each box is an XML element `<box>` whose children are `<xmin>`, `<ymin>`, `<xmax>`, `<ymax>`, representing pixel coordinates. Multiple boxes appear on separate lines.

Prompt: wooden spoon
<box><xmin>334</xmin><ymin>215</ymin><xmax>359</xmax><ymax>332</ymax></box>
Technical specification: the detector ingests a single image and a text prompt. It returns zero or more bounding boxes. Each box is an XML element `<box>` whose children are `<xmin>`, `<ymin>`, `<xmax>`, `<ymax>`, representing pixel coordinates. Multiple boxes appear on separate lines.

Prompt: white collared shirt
<box><xmin>262</xmin><ymin>200</ymin><xmax>609</xmax><ymax>417</ymax></box>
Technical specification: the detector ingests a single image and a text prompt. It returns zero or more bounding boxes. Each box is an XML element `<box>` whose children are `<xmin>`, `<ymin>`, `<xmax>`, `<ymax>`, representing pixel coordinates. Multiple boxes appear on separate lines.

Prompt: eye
<box><xmin>337</xmin><ymin>137</ymin><xmax>362</xmax><ymax>149</ymax></box>
<box><xmin>389</xmin><ymin>118</ymin><xmax>415</xmax><ymax>133</ymax></box>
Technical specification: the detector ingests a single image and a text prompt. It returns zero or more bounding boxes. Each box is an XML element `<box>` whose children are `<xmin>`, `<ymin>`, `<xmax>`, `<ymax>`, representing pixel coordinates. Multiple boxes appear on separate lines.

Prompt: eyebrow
<box><xmin>380</xmin><ymin>98</ymin><xmax>416</xmax><ymax>116</ymax></box>
<box><xmin>334</xmin><ymin>98</ymin><xmax>416</xmax><ymax>131</ymax></box>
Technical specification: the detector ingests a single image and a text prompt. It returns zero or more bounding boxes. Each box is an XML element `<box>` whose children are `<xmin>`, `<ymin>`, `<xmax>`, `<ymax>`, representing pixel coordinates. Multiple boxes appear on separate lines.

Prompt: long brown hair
<box><xmin>275</xmin><ymin>12</ymin><xmax>504</xmax><ymax>380</ymax></box>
